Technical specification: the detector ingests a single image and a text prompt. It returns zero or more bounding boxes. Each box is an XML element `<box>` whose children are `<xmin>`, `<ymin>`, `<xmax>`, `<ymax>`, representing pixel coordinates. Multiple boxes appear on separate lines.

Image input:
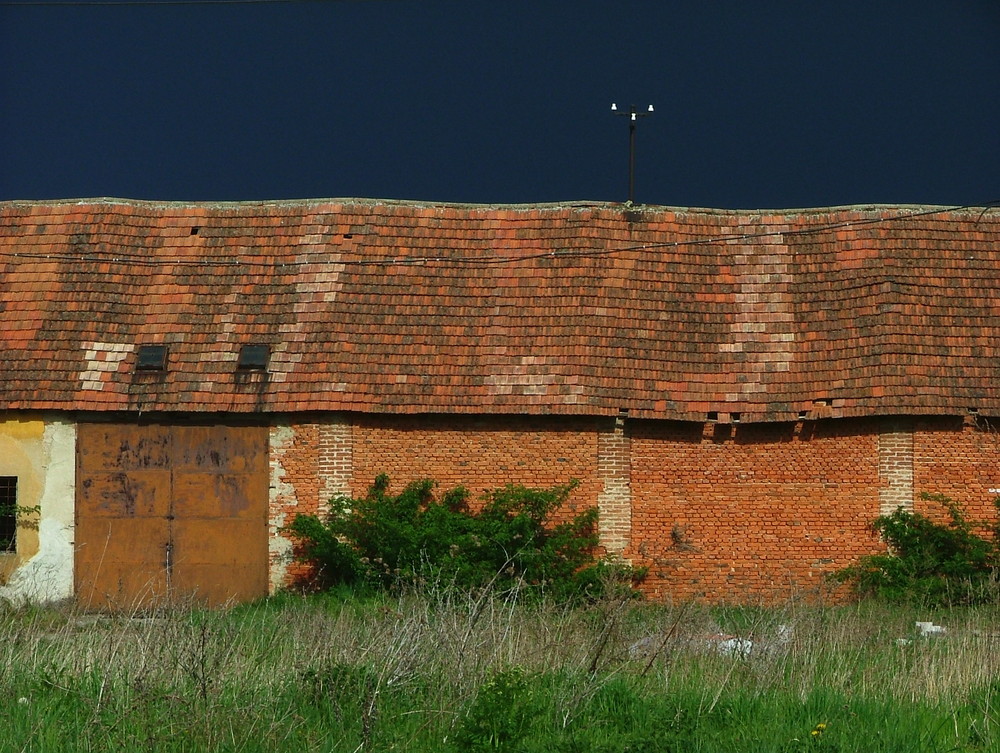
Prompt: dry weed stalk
<box><xmin>2</xmin><ymin>593</ymin><xmax>1000</xmax><ymax>714</ymax></box>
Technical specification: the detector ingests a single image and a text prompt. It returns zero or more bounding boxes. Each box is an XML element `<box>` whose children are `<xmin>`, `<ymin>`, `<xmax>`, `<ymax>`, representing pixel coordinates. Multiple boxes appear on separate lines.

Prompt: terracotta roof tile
<box><xmin>1</xmin><ymin>198</ymin><xmax>999</xmax><ymax>421</ymax></box>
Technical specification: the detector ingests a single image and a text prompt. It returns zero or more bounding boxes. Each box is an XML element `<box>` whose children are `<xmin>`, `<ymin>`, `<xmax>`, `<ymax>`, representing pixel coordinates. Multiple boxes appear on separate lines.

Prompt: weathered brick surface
<box><xmin>318</xmin><ymin>415</ymin><xmax>353</xmax><ymax>509</ymax></box>
<box><xmin>597</xmin><ymin>415</ymin><xmax>631</xmax><ymax>556</ymax></box>
<box><xmin>350</xmin><ymin>414</ymin><xmax>602</xmax><ymax>523</ymax></box>
<box><xmin>913</xmin><ymin>416</ymin><xmax>1000</xmax><ymax>527</ymax></box>
<box><xmin>269</xmin><ymin>412</ymin><xmax>1000</xmax><ymax>602</ymax></box>
<box><xmin>625</xmin><ymin>419</ymin><xmax>882</xmax><ymax>602</ymax></box>
<box><xmin>268</xmin><ymin>420</ymin><xmax>321</xmax><ymax>589</ymax></box>
<box><xmin>879</xmin><ymin>419</ymin><xmax>914</xmax><ymax>514</ymax></box>
<box><xmin>270</xmin><ymin>414</ymin><xmax>604</xmax><ymax>590</ymax></box>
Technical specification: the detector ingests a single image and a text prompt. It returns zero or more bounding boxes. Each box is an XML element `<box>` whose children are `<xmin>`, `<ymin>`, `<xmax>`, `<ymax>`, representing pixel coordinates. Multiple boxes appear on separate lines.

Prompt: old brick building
<box><xmin>1</xmin><ymin>198</ymin><xmax>998</xmax><ymax>606</ymax></box>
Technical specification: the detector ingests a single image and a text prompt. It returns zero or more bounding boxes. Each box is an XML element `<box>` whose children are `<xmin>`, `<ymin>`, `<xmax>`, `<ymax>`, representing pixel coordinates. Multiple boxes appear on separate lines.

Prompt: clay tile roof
<box><xmin>1</xmin><ymin>197</ymin><xmax>999</xmax><ymax>422</ymax></box>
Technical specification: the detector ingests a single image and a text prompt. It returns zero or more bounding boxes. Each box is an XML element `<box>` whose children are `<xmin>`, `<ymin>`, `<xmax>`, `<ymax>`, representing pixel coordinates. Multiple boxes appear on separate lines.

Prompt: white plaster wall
<box><xmin>268</xmin><ymin>422</ymin><xmax>296</xmax><ymax>593</ymax></box>
<box><xmin>0</xmin><ymin>417</ymin><xmax>76</xmax><ymax>605</ymax></box>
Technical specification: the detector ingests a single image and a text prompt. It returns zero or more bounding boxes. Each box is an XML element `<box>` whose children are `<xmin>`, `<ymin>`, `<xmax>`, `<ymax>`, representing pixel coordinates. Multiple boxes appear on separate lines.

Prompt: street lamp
<box><xmin>611</xmin><ymin>103</ymin><xmax>654</xmax><ymax>205</ymax></box>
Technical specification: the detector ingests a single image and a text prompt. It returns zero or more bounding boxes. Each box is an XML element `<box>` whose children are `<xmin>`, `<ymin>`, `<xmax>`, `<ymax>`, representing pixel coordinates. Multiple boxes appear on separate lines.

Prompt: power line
<box><xmin>0</xmin><ymin>202</ymin><xmax>997</xmax><ymax>272</ymax></box>
<box><xmin>1</xmin><ymin>0</ymin><xmax>390</xmax><ymax>6</ymax></box>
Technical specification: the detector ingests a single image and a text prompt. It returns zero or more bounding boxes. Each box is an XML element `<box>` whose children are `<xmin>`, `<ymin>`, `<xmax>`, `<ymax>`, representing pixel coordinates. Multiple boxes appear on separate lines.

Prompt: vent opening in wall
<box><xmin>237</xmin><ymin>344</ymin><xmax>270</xmax><ymax>371</ymax></box>
<box><xmin>0</xmin><ymin>477</ymin><xmax>17</xmax><ymax>552</ymax></box>
<box><xmin>136</xmin><ymin>344</ymin><xmax>168</xmax><ymax>371</ymax></box>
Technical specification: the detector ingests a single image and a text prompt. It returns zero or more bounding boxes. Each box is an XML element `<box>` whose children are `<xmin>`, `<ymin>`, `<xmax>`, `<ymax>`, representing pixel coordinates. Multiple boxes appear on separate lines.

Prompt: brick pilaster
<box><xmin>318</xmin><ymin>414</ymin><xmax>353</xmax><ymax>511</ymax></box>
<box><xmin>598</xmin><ymin>415</ymin><xmax>632</xmax><ymax>557</ymax></box>
<box><xmin>879</xmin><ymin>418</ymin><xmax>913</xmax><ymax>514</ymax></box>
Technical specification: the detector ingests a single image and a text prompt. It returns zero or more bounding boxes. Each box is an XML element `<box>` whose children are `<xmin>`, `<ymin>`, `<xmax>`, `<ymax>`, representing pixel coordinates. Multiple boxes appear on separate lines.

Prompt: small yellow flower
<box><xmin>810</xmin><ymin>722</ymin><xmax>828</xmax><ymax>739</ymax></box>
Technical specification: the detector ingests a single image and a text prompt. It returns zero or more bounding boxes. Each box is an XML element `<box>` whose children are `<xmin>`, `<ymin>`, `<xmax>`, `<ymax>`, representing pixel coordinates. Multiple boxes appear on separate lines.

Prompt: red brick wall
<box><xmin>270</xmin><ymin>414</ymin><xmax>605</xmax><ymax>590</ymax></box>
<box><xmin>914</xmin><ymin>416</ymin><xmax>1000</xmax><ymax>527</ymax></box>
<box><xmin>268</xmin><ymin>412</ymin><xmax>1000</xmax><ymax>602</ymax></box>
<box><xmin>350</xmin><ymin>414</ymin><xmax>602</xmax><ymax>520</ymax></box>
<box><xmin>626</xmin><ymin>419</ymin><xmax>882</xmax><ymax>602</ymax></box>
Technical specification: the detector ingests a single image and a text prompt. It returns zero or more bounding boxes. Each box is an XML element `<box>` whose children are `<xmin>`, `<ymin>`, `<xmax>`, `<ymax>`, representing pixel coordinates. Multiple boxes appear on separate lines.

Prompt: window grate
<box><xmin>0</xmin><ymin>477</ymin><xmax>17</xmax><ymax>552</ymax></box>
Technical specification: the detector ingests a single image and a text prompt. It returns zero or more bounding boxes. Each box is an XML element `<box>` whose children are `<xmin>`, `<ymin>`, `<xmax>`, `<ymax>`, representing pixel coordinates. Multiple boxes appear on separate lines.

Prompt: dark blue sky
<box><xmin>2</xmin><ymin>0</ymin><xmax>998</xmax><ymax>209</ymax></box>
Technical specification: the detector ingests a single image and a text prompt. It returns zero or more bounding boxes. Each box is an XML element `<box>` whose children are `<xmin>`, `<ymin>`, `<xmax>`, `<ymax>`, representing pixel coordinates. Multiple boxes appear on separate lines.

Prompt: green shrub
<box><xmin>452</xmin><ymin>667</ymin><xmax>539</xmax><ymax>752</ymax></box>
<box><xmin>283</xmin><ymin>474</ymin><xmax>640</xmax><ymax>602</ymax></box>
<box><xmin>834</xmin><ymin>493</ymin><xmax>1000</xmax><ymax>606</ymax></box>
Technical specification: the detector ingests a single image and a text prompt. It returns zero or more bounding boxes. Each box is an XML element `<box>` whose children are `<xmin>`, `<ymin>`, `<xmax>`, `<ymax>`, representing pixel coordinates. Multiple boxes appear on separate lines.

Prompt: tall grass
<box><xmin>0</xmin><ymin>589</ymin><xmax>997</xmax><ymax>751</ymax></box>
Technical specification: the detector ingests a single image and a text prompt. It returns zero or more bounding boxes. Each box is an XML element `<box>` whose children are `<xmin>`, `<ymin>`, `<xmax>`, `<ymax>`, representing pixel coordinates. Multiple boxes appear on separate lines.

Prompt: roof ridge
<box><xmin>0</xmin><ymin>197</ymin><xmax>988</xmax><ymax>216</ymax></box>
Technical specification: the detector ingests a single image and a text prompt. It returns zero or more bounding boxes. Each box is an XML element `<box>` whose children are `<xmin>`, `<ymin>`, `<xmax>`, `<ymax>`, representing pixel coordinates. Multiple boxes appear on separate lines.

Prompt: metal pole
<box><xmin>612</xmin><ymin>103</ymin><xmax>654</xmax><ymax>205</ymax></box>
<box><xmin>629</xmin><ymin>112</ymin><xmax>637</xmax><ymax>204</ymax></box>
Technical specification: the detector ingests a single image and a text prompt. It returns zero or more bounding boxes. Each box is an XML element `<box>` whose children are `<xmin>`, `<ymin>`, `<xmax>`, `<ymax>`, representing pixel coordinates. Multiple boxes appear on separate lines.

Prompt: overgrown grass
<box><xmin>1</xmin><ymin>590</ymin><xmax>998</xmax><ymax>751</ymax></box>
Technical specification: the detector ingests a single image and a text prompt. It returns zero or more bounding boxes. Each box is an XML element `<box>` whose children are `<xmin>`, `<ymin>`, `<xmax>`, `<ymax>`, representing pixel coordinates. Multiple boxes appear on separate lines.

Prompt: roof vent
<box><xmin>237</xmin><ymin>344</ymin><xmax>269</xmax><ymax>371</ymax></box>
<box><xmin>136</xmin><ymin>344</ymin><xmax>168</xmax><ymax>371</ymax></box>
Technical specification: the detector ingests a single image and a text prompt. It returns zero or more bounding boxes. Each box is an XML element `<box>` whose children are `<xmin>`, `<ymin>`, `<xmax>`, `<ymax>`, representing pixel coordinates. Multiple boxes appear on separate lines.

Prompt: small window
<box><xmin>237</xmin><ymin>344</ymin><xmax>269</xmax><ymax>371</ymax></box>
<box><xmin>0</xmin><ymin>477</ymin><xmax>17</xmax><ymax>553</ymax></box>
<box><xmin>136</xmin><ymin>344</ymin><xmax>168</xmax><ymax>371</ymax></box>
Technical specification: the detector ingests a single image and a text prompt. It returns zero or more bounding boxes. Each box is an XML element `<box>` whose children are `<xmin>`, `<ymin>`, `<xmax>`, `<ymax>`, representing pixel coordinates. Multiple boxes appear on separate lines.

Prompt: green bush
<box><xmin>834</xmin><ymin>493</ymin><xmax>1000</xmax><ymax>606</ymax></box>
<box><xmin>283</xmin><ymin>474</ymin><xmax>640</xmax><ymax>602</ymax></box>
<box><xmin>452</xmin><ymin>667</ymin><xmax>539</xmax><ymax>752</ymax></box>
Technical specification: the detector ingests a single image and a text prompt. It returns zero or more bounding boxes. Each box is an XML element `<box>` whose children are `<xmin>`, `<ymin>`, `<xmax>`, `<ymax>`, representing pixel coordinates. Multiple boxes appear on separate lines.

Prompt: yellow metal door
<box><xmin>76</xmin><ymin>423</ymin><xmax>268</xmax><ymax>610</ymax></box>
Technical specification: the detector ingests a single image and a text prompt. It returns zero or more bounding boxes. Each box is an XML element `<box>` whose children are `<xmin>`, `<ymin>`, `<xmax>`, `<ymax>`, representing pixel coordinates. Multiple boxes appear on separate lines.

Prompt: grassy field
<box><xmin>1</xmin><ymin>588</ymin><xmax>998</xmax><ymax>752</ymax></box>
